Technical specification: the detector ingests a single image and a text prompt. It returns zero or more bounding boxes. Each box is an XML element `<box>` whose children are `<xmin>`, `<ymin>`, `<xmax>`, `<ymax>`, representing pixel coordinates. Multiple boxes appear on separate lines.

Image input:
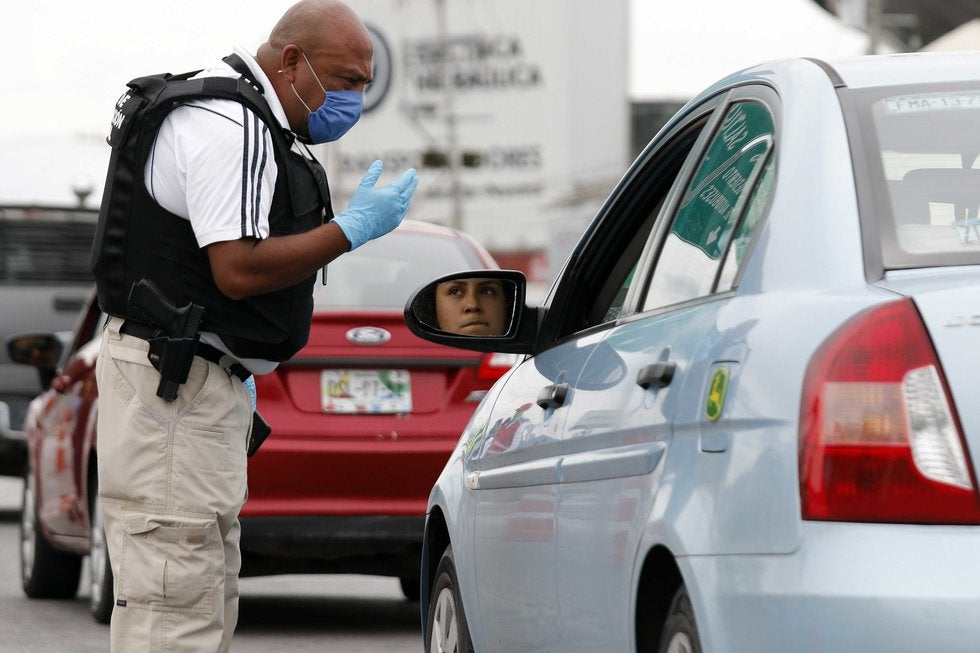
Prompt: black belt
<box><xmin>120</xmin><ymin>320</ymin><xmax>251</xmax><ymax>382</ymax></box>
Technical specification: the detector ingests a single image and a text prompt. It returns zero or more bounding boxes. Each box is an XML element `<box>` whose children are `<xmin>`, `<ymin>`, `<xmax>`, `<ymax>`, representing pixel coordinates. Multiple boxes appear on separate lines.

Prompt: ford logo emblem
<box><xmin>346</xmin><ymin>327</ymin><xmax>392</xmax><ymax>345</ymax></box>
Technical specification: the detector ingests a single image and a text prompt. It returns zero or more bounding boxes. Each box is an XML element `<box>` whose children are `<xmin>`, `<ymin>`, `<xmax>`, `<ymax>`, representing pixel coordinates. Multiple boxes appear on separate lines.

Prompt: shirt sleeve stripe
<box><xmin>248</xmin><ymin>112</ymin><xmax>265</xmax><ymax>239</ymax></box>
<box><xmin>254</xmin><ymin>122</ymin><xmax>270</xmax><ymax>238</ymax></box>
<box><xmin>240</xmin><ymin>104</ymin><xmax>251</xmax><ymax>238</ymax></box>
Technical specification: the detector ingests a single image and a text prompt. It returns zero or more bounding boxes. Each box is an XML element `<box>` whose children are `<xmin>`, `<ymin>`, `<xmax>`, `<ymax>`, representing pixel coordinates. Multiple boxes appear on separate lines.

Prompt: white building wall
<box><xmin>321</xmin><ymin>0</ymin><xmax>630</xmax><ymax>261</ymax></box>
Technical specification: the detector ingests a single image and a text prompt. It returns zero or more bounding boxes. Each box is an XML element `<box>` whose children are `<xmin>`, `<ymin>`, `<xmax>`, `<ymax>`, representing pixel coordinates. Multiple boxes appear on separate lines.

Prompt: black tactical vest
<box><xmin>91</xmin><ymin>55</ymin><xmax>332</xmax><ymax>361</ymax></box>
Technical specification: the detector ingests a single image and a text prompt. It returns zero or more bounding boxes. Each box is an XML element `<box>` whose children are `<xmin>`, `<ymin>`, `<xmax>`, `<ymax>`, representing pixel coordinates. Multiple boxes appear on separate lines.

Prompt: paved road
<box><xmin>0</xmin><ymin>476</ymin><xmax>423</xmax><ymax>652</ymax></box>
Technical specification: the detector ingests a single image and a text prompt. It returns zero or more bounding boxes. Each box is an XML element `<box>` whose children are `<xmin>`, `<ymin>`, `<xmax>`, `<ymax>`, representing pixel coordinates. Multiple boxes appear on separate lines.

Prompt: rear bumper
<box><xmin>683</xmin><ymin>521</ymin><xmax>980</xmax><ymax>653</ymax></box>
<box><xmin>239</xmin><ymin>515</ymin><xmax>425</xmax><ymax>578</ymax></box>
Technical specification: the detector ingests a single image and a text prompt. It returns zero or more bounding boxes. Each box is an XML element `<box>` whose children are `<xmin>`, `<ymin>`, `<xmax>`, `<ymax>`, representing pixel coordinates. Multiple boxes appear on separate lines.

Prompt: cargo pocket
<box><xmin>116</xmin><ymin>512</ymin><xmax>219</xmax><ymax>614</ymax></box>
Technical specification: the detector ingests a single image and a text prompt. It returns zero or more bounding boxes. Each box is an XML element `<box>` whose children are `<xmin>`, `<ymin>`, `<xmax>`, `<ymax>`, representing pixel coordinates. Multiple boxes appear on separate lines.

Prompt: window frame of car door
<box><xmin>626</xmin><ymin>85</ymin><xmax>781</xmax><ymax>321</ymax></box>
<box><xmin>540</xmin><ymin>84</ymin><xmax>780</xmax><ymax>350</ymax></box>
<box><xmin>537</xmin><ymin>94</ymin><xmax>730</xmax><ymax>349</ymax></box>
<box><xmin>644</xmin><ymin>84</ymin><xmax>780</xmax><ymax>314</ymax></box>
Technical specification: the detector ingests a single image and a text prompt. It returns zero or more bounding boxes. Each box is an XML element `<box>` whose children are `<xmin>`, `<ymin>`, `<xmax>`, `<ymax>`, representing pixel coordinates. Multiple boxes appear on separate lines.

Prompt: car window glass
<box><xmin>63</xmin><ymin>301</ymin><xmax>106</xmax><ymax>365</ymax></box>
<box><xmin>584</xmin><ymin>205</ymin><xmax>657</xmax><ymax>327</ymax></box>
<box><xmin>574</xmin><ymin>127</ymin><xmax>704</xmax><ymax>334</ymax></box>
<box><xmin>716</xmin><ymin>158</ymin><xmax>774</xmax><ymax>289</ymax></box>
<box><xmin>644</xmin><ymin>101</ymin><xmax>774</xmax><ymax>310</ymax></box>
<box><xmin>600</xmin><ymin>264</ymin><xmax>638</xmax><ymax>323</ymax></box>
<box><xmin>862</xmin><ymin>86</ymin><xmax>980</xmax><ymax>267</ymax></box>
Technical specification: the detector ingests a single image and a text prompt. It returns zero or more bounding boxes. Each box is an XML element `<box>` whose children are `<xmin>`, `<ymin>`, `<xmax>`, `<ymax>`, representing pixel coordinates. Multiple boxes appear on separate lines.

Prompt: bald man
<box><xmin>91</xmin><ymin>2</ymin><xmax>418</xmax><ymax>650</ymax></box>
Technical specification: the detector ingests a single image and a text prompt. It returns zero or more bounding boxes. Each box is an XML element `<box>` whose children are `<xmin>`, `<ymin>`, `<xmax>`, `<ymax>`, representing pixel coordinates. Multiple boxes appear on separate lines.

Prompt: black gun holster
<box><xmin>127</xmin><ymin>279</ymin><xmax>205</xmax><ymax>402</ymax></box>
<box><xmin>145</xmin><ymin>334</ymin><xmax>200</xmax><ymax>401</ymax></box>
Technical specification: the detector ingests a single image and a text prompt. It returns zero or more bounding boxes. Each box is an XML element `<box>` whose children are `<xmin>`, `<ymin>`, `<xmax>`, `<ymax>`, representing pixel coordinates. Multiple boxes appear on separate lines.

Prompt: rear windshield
<box><xmin>0</xmin><ymin>206</ymin><xmax>97</xmax><ymax>285</ymax></box>
<box><xmin>852</xmin><ymin>83</ymin><xmax>980</xmax><ymax>270</ymax></box>
<box><xmin>312</xmin><ymin>230</ymin><xmax>491</xmax><ymax>309</ymax></box>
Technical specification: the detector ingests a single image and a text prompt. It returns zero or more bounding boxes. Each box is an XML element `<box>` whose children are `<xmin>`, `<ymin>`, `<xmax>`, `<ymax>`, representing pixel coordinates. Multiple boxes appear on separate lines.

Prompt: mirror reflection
<box><xmin>416</xmin><ymin>277</ymin><xmax>517</xmax><ymax>336</ymax></box>
<box><xmin>7</xmin><ymin>334</ymin><xmax>63</xmax><ymax>369</ymax></box>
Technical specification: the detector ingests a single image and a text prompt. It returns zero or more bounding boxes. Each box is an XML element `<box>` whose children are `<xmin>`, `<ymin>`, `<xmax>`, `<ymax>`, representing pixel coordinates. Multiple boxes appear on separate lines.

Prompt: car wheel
<box><xmin>425</xmin><ymin>545</ymin><xmax>473</xmax><ymax>653</ymax></box>
<box><xmin>88</xmin><ymin>477</ymin><xmax>114</xmax><ymax>624</ymax></box>
<box><xmin>658</xmin><ymin>586</ymin><xmax>702</xmax><ymax>653</ymax></box>
<box><xmin>20</xmin><ymin>465</ymin><xmax>82</xmax><ymax>598</ymax></box>
<box><xmin>400</xmin><ymin>575</ymin><xmax>421</xmax><ymax>602</ymax></box>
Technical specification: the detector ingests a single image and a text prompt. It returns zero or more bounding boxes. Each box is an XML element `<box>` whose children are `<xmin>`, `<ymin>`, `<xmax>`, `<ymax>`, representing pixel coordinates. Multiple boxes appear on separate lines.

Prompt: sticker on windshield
<box><xmin>883</xmin><ymin>93</ymin><xmax>980</xmax><ymax>114</ymax></box>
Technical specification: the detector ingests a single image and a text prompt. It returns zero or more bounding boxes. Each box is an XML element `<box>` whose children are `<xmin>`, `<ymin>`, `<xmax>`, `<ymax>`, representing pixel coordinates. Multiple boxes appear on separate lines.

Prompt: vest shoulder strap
<box><xmin>107</xmin><ymin>64</ymin><xmax>294</xmax><ymax>157</ymax></box>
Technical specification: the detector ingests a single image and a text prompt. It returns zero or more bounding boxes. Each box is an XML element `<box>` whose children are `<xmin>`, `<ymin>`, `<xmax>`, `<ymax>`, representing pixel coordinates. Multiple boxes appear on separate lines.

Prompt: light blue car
<box><xmin>405</xmin><ymin>51</ymin><xmax>980</xmax><ymax>653</ymax></box>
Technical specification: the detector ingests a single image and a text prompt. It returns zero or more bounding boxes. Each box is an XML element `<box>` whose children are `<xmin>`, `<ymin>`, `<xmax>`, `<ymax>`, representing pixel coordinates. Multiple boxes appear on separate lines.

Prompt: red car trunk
<box><xmin>243</xmin><ymin>309</ymin><xmax>491</xmax><ymax>517</ymax></box>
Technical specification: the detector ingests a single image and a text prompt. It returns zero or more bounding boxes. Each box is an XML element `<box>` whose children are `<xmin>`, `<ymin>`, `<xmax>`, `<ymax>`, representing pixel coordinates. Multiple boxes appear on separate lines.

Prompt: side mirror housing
<box><xmin>404</xmin><ymin>270</ymin><xmax>540</xmax><ymax>354</ymax></box>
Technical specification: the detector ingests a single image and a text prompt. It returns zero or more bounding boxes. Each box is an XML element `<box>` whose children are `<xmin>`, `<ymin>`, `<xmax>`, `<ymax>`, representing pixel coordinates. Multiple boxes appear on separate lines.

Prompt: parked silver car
<box><xmin>406</xmin><ymin>51</ymin><xmax>980</xmax><ymax>652</ymax></box>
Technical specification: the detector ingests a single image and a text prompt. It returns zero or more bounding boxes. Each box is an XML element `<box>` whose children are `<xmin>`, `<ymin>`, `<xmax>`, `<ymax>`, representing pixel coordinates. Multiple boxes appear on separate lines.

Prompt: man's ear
<box><xmin>278</xmin><ymin>44</ymin><xmax>303</xmax><ymax>82</ymax></box>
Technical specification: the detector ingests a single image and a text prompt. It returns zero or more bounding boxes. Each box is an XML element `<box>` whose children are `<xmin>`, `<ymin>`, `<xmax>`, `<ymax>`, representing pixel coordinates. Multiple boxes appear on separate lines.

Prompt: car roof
<box><xmin>826</xmin><ymin>51</ymin><xmax>980</xmax><ymax>89</ymax></box>
<box><xmin>685</xmin><ymin>51</ymin><xmax>979</xmax><ymax>106</ymax></box>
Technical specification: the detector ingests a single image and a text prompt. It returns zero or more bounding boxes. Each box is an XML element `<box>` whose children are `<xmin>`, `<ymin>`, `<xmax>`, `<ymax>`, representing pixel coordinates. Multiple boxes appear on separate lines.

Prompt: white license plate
<box><xmin>320</xmin><ymin>369</ymin><xmax>412</xmax><ymax>414</ymax></box>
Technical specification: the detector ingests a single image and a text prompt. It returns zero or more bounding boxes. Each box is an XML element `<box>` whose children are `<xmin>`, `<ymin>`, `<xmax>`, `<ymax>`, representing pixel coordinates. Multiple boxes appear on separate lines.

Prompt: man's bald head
<box><xmin>255</xmin><ymin>0</ymin><xmax>373</xmax><ymax>137</ymax></box>
<box><xmin>265</xmin><ymin>0</ymin><xmax>370</xmax><ymax>56</ymax></box>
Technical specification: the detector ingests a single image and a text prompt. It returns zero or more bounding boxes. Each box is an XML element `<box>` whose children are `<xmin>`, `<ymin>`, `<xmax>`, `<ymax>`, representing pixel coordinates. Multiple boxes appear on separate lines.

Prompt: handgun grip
<box><xmin>128</xmin><ymin>279</ymin><xmax>204</xmax><ymax>337</ymax></box>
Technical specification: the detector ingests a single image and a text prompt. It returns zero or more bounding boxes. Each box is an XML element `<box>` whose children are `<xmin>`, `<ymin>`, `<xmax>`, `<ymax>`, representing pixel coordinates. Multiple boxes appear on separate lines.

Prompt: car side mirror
<box><xmin>8</xmin><ymin>333</ymin><xmax>63</xmax><ymax>369</ymax></box>
<box><xmin>404</xmin><ymin>270</ymin><xmax>539</xmax><ymax>354</ymax></box>
<box><xmin>7</xmin><ymin>333</ymin><xmax>64</xmax><ymax>389</ymax></box>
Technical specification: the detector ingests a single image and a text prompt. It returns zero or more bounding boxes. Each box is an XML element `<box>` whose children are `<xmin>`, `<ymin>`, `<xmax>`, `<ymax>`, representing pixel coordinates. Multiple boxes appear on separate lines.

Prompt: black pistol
<box><xmin>128</xmin><ymin>279</ymin><xmax>205</xmax><ymax>402</ymax></box>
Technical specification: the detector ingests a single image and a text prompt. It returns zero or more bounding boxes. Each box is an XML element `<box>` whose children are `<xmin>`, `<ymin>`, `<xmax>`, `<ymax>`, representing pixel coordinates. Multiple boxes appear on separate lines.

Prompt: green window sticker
<box><xmin>674</xmin><ymin>102</ymin><xmax>774</xmax><ymax>260</ymax></box>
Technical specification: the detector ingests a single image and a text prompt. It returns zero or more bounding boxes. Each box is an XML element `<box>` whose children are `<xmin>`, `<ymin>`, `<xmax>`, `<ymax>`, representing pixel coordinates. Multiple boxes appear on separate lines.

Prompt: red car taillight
<box><xmin>476</xmin><ymin>352</ymin><xmax>520</xmax><ymax>382</ymax></box>
<box><xmin>799</xmin><ymin>299</ymin><xmax>980</xmax><ymax>524</ymax></box>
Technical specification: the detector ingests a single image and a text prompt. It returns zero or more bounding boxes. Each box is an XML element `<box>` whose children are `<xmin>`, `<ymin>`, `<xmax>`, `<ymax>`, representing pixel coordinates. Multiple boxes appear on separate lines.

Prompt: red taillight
<box><xmin>476</xmin><ymin>352</ymin><xmax>520</xmax><ymax>382</ymax></box>
<box><xmin>799</xmin><ymin>299</ymin><xmax>980</xmax><ymax>524</ymax></box>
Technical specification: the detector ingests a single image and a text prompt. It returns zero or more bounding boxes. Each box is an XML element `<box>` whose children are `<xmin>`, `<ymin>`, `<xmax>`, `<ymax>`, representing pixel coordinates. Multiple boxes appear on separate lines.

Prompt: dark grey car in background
<box><xmin>0</xmin><ymin>205</ymin><xmax>96</xmax><ymax>475</ymax></box>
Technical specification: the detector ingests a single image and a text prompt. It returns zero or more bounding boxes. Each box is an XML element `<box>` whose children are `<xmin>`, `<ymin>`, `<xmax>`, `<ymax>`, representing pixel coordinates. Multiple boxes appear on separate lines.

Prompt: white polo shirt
<box><xmin>144</xmin><ymin>45</ymin><xmax>295</xmax><ymax>375</ymax></box>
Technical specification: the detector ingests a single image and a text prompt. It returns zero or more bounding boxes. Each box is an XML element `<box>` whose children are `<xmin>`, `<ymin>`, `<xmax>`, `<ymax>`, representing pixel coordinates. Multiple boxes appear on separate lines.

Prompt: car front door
<box><xmin>460</xmin><ymin>103</ymin><xmax>711</xmax><ymax>650</ymax></box>
<box><xmin>463</xmin><ymin>335</ymin><xmax>595</xmax><ymax>652</ymax></box>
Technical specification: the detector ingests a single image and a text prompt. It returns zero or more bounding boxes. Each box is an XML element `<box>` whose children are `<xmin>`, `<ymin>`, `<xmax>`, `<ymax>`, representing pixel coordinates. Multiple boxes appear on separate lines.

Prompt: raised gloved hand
<box><xmin>332</xmin><ymin>160</ymin><xmax>420</xmax><ymax>251</ymax></box>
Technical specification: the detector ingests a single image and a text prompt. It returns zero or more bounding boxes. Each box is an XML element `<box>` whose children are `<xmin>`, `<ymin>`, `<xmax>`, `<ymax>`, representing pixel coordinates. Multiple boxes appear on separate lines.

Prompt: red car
<box><xmin>8</xmin><ymin>220</ymin><xmax>512</xmax><ymax>622</ymax></box>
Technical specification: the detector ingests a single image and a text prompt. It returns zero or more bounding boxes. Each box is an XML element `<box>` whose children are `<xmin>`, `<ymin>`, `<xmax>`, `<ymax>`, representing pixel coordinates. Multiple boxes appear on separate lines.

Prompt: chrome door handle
<box><xmin>636</xmin><ymin>362</ymin><xmax>676</xmax><ymax>389</ymax></box>
<box><xmin>537</xmin><ymin>383</ymin><xmax>569</xmax><ymax>409</ymax></box>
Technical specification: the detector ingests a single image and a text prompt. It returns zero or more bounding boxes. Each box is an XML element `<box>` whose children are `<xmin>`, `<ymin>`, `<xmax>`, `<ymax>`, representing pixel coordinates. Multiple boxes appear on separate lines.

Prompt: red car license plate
<box><xmin>320</xmin><ymin>369</ymin><xmax>412</xmax><ymax>414</ymax></box>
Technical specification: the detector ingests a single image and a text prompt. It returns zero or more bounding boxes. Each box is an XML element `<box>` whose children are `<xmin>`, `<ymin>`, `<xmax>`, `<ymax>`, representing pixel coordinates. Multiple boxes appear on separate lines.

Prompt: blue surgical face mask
<box><xmin>291</xmin><ymin>50</ymin><xmax>363</xmax><ymax>144</ymax></box>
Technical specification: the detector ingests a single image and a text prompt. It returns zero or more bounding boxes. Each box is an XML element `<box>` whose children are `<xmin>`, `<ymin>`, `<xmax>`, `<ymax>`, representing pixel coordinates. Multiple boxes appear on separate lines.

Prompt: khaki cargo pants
<box><xmin>96</xmin><ymin>317</ymin><xmax>251</xmax><ymax>652</ymax></box>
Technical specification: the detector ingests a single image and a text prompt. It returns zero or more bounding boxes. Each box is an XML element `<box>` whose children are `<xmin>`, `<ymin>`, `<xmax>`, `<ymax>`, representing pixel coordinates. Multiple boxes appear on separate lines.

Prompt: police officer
<box><xmin>90</xmin><ymin>1</ymin><xmax>418</xmax><ymax>650</ymax></box>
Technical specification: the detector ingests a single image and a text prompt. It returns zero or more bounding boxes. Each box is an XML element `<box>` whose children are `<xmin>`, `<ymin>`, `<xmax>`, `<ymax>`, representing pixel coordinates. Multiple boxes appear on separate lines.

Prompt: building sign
<box><xmin>331</xmin><ymin>0</ymin><xmax>628</xmax><ymax>255</ymax></box>
<box><xmin>404</xmin><ymin>33</ymin><xmax>544</xmax><ymax>92</ymax></box>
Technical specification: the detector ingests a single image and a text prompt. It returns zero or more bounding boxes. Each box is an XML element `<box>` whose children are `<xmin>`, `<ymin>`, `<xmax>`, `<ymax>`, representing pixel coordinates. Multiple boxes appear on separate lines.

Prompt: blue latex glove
<box><xmin>332</xmin><ymin>160</ymin><xmax>420</xmax><ymax>251</ymax></box>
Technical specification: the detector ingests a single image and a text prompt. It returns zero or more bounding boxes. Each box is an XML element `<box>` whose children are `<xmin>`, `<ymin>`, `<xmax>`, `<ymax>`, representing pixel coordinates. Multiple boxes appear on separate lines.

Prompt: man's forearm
<box><xmin>206</xmin><ymin>221</ymin><xmax>351</xmax><ymax>299</ymax></box>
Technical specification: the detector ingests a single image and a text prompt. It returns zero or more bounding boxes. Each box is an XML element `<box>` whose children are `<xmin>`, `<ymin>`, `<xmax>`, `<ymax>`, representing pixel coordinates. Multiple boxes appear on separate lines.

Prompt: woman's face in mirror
<box><xmin>435</xmin><ymin>278</ymin><xmax>508</xmax><ymax>336</ymax></box>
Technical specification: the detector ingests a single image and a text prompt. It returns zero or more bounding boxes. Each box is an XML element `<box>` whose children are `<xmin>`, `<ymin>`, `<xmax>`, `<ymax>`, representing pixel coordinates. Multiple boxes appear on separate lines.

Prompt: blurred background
<box><xmin>1</xmin><ymin>0</ymin><xmax>977</xmax><ymax>294</ymax></box>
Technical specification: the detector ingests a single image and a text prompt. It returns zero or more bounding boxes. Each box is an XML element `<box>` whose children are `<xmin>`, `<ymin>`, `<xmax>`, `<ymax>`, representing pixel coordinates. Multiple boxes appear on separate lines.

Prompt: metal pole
<box><xmin>435</xmin><ymin>0</ymin><xmax>464</xmax><ymax>231</ymax></box>
<box><xmin>867</xmin><ymin>0</ymin><xmax>882</xmax><ymax>54</ymax></box>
